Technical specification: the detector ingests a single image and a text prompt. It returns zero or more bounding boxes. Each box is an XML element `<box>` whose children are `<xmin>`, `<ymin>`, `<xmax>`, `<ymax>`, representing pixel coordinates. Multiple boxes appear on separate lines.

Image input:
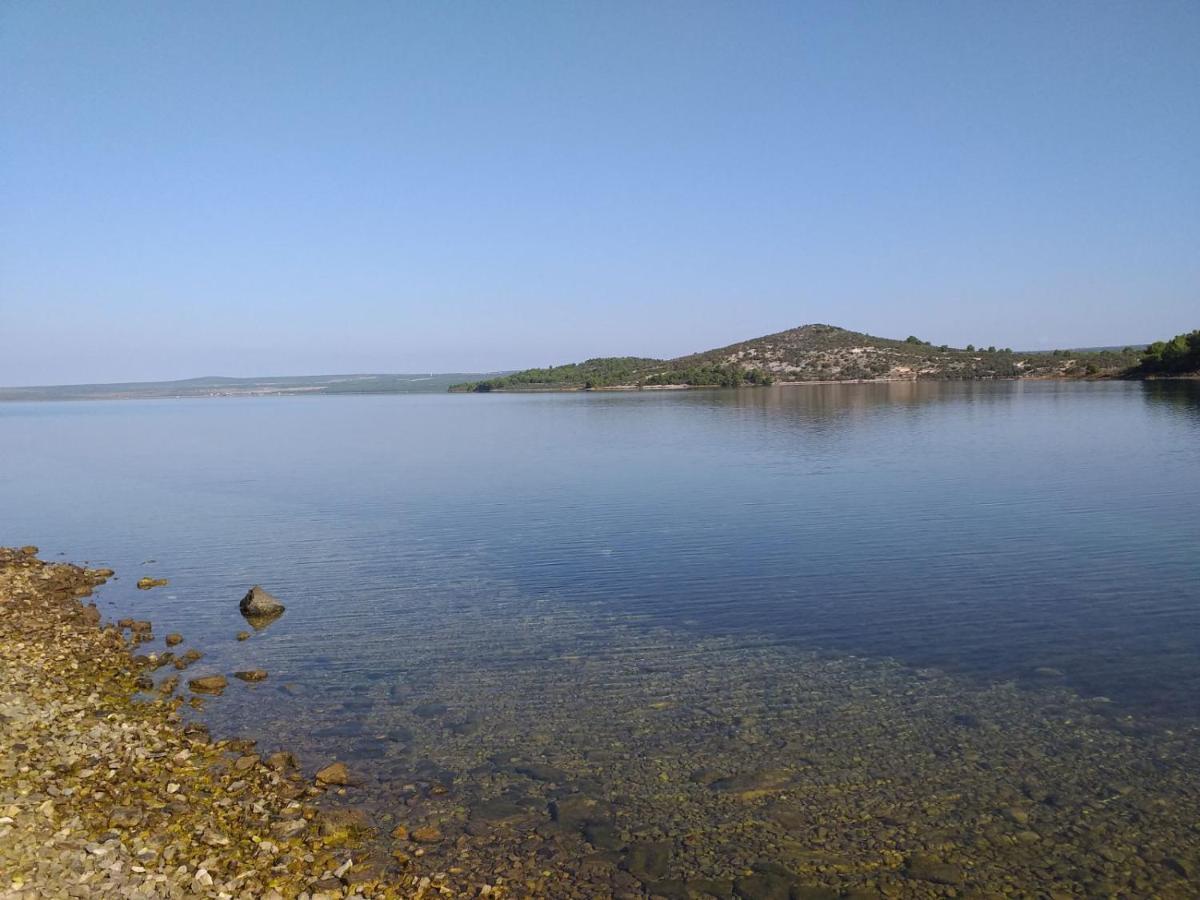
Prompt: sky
<box><xmin>1</xmin><ymin>2</ymin><xmax>1197</xmax><ymax>385</ymax></box>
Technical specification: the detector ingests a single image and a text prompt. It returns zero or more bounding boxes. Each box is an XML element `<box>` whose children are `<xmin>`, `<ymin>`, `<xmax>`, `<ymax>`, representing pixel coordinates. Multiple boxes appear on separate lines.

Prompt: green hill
<box><xmin>450</xmin><ymin>324</ymin><xmax>1145</xmax><ymax>392</ymax></box>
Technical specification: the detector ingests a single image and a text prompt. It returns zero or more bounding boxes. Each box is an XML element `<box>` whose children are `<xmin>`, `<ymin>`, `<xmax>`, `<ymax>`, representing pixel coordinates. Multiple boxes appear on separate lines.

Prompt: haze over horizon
<box><xmin>2</xmin><ymin>2</ymin><xmax>1197</xmax><ymax>386</ymax></box>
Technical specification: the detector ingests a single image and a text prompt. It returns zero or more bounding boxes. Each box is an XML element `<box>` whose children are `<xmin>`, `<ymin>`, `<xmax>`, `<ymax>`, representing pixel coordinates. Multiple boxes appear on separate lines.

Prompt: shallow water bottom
<box><xmin>179</xmin><ymin>590</ymin><xmax>1200</xmax><ymax>898</ymax></box>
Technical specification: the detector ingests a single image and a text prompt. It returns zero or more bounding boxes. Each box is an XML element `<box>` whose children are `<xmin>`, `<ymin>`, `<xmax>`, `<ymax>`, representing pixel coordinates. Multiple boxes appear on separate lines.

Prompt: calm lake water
<box><xmin>3</xmin><ymin>380</ymin><xmax>1200</xmax><ymax>895</ymax></box>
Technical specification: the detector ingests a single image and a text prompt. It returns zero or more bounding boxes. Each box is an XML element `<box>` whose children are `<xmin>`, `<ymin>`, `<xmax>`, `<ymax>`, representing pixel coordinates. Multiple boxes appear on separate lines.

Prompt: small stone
<box><xmin>136</xmin><ymin>577</ymin><xmax>169</xmax><ymax>590</ymax></box>
<box><xmin>165</xmin><ymin>633</ymin><xmax>183</xmax><ymax>646</ymax></box>
<box><xmin>109</xmin><ymin>806</ymin><xmax>143</xmax><ymax>828</ymax></box>
<box><xmin>236</xmin><ymin>631</ymin><xmax>251</xmax><ymax>641</ymax></box>
<box><xmin>234</xmin><ymin>754</ymin><xmax>260</xmax><ymax>772</ymax></box>
<box><xmin>233</xmin><ymin>669</ymin><xmax>268</xmax><ymax>682</ymax></box>
<box><xmin>410</xmin><ymin>825</ymin><xmax>443</xmax><ymax>843</ymax></box>
<box><xmin>1006</xmin><ymin>807</ymin><xmax>1030</xmax><ymax>825</ymax></box>
<box><xmin>266</xmin><ymin>751</ymin><xmax>299</xmax><ymax>771</ymax></box>
<box><xmin>390</xmin><ymin>824</ymin><xmax>409</xmax><ymax>840</ymax></box>
<box><xmin>271</xmin><ymin>818</ymin><xmax>307</xmax><ymax>839</ymax></box>
<box><xmin>315</xmin><ymin>762</ymin><xmax>354</xmax><ymax>785</ymax></box>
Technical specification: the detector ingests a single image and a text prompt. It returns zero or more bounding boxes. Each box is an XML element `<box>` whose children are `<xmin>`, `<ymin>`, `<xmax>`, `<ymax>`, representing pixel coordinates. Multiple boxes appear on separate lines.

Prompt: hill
<box><xmin>450</xmin><ymin>325</ymin><xmax>1144</xmax><ymax>392</ymax></box>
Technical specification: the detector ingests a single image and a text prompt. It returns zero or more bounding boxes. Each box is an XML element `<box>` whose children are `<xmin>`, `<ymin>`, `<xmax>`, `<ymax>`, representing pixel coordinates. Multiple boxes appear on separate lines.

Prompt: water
<box><xmin>3</xmin><ymin>380</ymin><xmax>1199</xmax><ymax>894</ymax></box>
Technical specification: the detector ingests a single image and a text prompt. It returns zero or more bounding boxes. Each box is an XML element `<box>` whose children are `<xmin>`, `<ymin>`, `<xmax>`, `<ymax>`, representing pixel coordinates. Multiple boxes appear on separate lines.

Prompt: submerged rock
<box><xmin>733</xmin><ymin>873</ymin><xmax>793</xmax><ymax>900</ymax></box>
<box><xmin>906</xmin><ymin>853</ymin><xmax>965</xmax><ymax>885</ymax></box>
<box><xmin>410</xmin><ymin>824</ymin><xmax>443</xmax><ymax>844</ymax></box>
<box><xmin>315</xmin><ymin>761</ymin><xmax>354</xmax><ymax>785</ymax></box>
<box><xmin>136</xmin><ymin>577</ymin><xmax>169</xmax><ymax>590</ymax></box>
<box><xmin>470</xmin><ymin>798</ymin><xmax>533</xmax><ymax>829</ymax></box>
<box><xmin>412</xmin><ymin>701</ymin><xmax>448</xmax><ymax>718</ymax></box>
<box><xmin>709</xmin><ymin>769</ymin><xmax>793</xmax><ymax>801</ymax></box>
<box><xmin>515</xmin><ymin>762</ymin><xmax>570</xmax><ymax>783</ymax></box>
<box><xmin>165</xmin><ymin>632</ymin><xmax>183</xmax><ymax>646</ymax></box>
<box><xmin>239</xmin><ymin>585</ymin><xmax>285</xmax><ymax>618</ymax></box>
<box><xmin>584</xmin><ymin>823</ymin><xmax>624</xmax><ymax>850</ymax></box>
<box><xmin>174</xmin><ymin>648</ymin><xmax>203</xmax><ymax>670</ymax></box>
<box><xmin>623</xmin><ymin>840</ymin><xmax>672</xmax><ymax>881</ymax></box>
<box><xmin>233</xmin><ymin>669</ymin><xmax>268</xmax><ymax>682</ymax></box>
<box><xmin>549</xmin><ymin>793</ymin><xmax>610</xmax><ymax>828</ymax></box>
<box><xmin>188</xmin><ymin>674</ymin><xmax>228</xmax><ymax>694</ymax></box>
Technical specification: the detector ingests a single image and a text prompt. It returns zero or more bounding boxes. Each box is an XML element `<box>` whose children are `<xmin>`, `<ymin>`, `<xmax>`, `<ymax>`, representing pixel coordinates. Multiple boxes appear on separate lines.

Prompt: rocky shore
<box><xmin>0</xmin><ymin>548</ymin><xmax>455</xmax><ymax>898</ymax></box>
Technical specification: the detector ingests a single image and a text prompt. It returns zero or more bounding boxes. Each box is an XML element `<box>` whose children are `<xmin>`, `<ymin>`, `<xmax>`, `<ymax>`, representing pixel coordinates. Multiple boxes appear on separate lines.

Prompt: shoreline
<box><xmin>447</xmin><ymin>374</ymin><xmax>1200</xmax><ymax>394</ymax></box>
<box><xmin>0</xmin><ymin>547</ymin><xmax>460</xmax><ymax>898</ymax></box>
<box><xmin>3</xmin><ymin>374</ymin><xmax>1195</xmax><ymax>402</ymax></box>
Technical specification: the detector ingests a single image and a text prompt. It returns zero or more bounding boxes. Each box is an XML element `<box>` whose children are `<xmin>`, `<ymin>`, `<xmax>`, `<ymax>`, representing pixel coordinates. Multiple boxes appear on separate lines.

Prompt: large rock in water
<box><xmin>239</xmin><ymin>585</ymin><xmax>285</xmax><ymax>618</ymax></box>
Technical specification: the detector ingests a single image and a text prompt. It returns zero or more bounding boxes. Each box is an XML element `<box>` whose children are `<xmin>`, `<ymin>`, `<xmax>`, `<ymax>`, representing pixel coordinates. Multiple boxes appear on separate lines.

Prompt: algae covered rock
<box><xmin>136</xmin><ymin>576</ymin><xmax>169</xmax><ymax>590</ymax></box>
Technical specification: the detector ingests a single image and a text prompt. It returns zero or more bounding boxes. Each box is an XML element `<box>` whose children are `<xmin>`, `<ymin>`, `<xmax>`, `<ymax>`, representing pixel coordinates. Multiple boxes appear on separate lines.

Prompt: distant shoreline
<box><xmin>3</xmin><ymin>373</ymin><xmax>1197</xmax><ymax>402</ymax></box>
<box><xmin>446</xmin><ymin>373</ymin><xmax>1199</xmax><ymax>394</ymax></box>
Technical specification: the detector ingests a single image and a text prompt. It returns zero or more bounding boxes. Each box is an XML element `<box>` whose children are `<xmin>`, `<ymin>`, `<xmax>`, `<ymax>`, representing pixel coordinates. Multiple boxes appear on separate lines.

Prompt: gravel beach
<box><xmin>0</xmin><ymin>547</ymin><xmax>454</xmax><ymax>899</ymax></box>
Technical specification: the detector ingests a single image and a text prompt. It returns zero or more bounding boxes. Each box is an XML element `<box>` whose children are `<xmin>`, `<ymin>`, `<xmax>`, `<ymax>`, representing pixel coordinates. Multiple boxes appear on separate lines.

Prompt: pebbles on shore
<box><xmin>0</xmin><ymin>548</ymin><xmax>429</xmax><ymax>898</ymax></box>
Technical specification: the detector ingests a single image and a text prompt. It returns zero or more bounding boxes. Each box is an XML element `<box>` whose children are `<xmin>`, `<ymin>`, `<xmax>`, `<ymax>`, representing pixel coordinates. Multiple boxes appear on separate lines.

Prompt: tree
<box><xmin>1138</xmin><ymin>330</ymin><xmax>1200</xmax><ymax>374</ymax></box>
<box><xmin>966</xmin><ymin>344</ymin><xmax>975</xmax><ymax>352</ymax></box>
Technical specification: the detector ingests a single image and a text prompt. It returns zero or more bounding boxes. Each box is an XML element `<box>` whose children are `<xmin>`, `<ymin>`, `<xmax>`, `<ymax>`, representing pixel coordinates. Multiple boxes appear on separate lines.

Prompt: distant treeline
<box><xmin>1136</xmin><ymin>330</ymin><xmax>1200</xmax><ymax>376</ymax></box>
<box><xmin>462</xmin><ymin>357</ymin><xmax>659</xmax><ymax>392</ymax></box>
<box><xmin>643</xmin><ymin>365</ymin><xmax>773</xmax><ymax>388</ymax></box>
<box><xmin>455</xmin><ymin>359</ymin><xmax>773</xmax><ymax>392</ymax></box>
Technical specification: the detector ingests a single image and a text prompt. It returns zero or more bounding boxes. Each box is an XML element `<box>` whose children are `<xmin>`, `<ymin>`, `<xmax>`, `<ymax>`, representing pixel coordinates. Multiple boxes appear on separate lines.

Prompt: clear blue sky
<box><xmin>2</xmin><ymin>1</ymin><xmax>1197</xmax><ymax>384</ymax></box>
